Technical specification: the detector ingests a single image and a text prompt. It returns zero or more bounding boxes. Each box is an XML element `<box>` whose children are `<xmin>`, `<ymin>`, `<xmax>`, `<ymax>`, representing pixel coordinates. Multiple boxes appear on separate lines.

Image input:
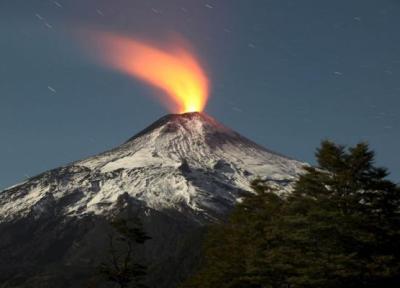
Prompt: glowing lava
<box><xmin>86</xmin><ymin>32</ymin><xmax>209</xmax><ymax>113</ymax></box>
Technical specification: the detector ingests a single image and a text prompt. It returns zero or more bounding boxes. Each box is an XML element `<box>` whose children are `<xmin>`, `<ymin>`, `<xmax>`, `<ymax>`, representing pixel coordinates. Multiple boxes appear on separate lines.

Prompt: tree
<box><xmin>99</xmin><ymin>217</ymin><xmax>151</xmax><ymax>288</ymax></box>
<box><xmin>182</xmin><ymin>141</ymin><xmax>400</xmax><ymax>288</ymax></box>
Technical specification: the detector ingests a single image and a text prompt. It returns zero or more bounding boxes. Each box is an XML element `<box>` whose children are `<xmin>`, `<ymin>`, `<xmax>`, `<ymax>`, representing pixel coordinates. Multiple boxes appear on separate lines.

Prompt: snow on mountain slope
<box><xmin>0</xmin><ymin>112</ymin><xmax>306</xmax><ymax>222</ymax></box>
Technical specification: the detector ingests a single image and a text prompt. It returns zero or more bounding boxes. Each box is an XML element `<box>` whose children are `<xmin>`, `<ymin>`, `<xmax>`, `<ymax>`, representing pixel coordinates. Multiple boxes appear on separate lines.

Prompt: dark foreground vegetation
<box><xmin>89</xmin><ymin>141</ymin><xmax>399</xmax><ymax>288</ymax></box>
<box><xmin>181</xmin><ymin>141</ymin><xmax>400</xmax><ymax>288</ymax></box>
<box><xmin>97</xmin><ymin>218</ymin><xmax>151</xmax><ymax>288</ymax></box>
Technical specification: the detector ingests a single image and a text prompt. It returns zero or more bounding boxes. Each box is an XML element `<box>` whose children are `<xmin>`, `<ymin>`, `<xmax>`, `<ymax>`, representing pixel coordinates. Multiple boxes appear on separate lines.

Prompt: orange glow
<box><xmin>87</xmin><ymin>32</ymin><xmax>209</xmax><ymax>113</ymax></box>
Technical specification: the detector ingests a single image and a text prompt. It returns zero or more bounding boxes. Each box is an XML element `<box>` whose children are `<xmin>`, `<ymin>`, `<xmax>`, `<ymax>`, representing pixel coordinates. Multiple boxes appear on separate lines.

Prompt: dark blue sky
<box><xmin>1</xmin><ymin>0</ymin><xmax>399</xmax><ymax>189</ymax></box>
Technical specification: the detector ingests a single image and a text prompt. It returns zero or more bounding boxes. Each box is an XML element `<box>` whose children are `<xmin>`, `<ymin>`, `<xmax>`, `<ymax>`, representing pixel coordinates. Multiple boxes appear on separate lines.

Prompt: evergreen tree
<box><xmin>100</xmin><ymin>217</ymin><xmax>151</xmax><ymax>288</ymax></box>
<box><xmin>182</xmin><ymin>141</ymin><xmax>400</xmax><ymax>288</ymax></box>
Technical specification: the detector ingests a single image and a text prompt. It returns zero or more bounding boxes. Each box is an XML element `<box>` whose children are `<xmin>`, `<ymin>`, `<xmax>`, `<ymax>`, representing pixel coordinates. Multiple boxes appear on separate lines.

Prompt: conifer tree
<box><xmin>182</xmin><ymin>141</ymin><xmax>400</xmax><ymax>288</ymax></box>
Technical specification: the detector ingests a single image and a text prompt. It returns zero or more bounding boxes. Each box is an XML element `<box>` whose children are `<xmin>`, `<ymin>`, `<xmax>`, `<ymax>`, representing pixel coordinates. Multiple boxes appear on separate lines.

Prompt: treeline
<box><xmin>181</xmin><ymin>141</ymin><xmax>400</xmax><ymax>288</ymax></box>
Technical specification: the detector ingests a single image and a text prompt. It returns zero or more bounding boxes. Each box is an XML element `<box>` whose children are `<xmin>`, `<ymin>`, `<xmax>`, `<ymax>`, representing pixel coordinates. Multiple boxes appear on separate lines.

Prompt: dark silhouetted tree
<box><xmin>182</xmin><ymin>141</ymin><xmax>400</xmax><ymax>288</ymax></box>
<box><xmin>100</xmin><ymin>217</ymin><xmax>151</xmax><ymax>288</ymax></box>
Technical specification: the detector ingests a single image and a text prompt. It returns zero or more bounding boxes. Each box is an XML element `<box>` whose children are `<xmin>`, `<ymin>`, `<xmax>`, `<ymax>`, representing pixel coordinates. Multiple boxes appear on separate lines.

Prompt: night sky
<box><xmin>1</xmin><ymin>0</ymin><xmax>399</xmax><ymax>189</ymax></box>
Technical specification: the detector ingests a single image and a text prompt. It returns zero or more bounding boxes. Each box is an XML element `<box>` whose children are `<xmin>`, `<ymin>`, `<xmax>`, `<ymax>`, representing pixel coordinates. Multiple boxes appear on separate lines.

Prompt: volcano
<box><xmin>0</xmin><ymin>112</ymin><xmax>305</xmax><ymax>287</ymax></box>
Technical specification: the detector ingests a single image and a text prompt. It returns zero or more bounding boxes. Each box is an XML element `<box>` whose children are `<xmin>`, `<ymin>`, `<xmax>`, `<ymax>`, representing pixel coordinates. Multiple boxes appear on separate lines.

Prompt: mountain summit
<box><xmin>0</xmin><ymin>112</ymin><xmax>303</xmax><ymax>223</ymax></box>
<box><xmin>0</xmin><ymin>112</ymin><xmax>305</xmax><ymax>287</ymax></box>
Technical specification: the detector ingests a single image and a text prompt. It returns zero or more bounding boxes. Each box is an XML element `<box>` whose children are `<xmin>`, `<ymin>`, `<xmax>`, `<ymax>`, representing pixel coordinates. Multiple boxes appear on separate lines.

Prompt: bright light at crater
<box><xmin>85</xmin><ymin>32</ymin><xmax>209</xmax><ymax>114</ymax></box>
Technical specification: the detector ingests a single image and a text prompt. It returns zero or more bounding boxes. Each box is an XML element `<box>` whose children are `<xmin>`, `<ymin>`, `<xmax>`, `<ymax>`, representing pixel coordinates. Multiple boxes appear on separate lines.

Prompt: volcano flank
<box><xmin>0</xmin><ymin>112</ymin><xmax>305</xmax><ymax>287</ymax></box>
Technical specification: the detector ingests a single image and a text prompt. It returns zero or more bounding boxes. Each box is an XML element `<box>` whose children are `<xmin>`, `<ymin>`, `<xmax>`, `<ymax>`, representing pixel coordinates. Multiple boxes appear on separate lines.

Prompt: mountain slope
<box><xmin>0</xmin><ymin>112</ymin><xmax>306</xmax><ymax>287</ymax></box>
<box><xmin>0</xmin><ymin>112</ymin><xmax>304</xmax><ymax>222</ymax></box>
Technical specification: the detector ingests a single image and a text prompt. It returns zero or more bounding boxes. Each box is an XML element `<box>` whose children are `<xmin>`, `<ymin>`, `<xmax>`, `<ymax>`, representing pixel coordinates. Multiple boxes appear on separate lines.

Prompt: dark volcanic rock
<box><xmin>0</xmin><ymin>202</ymin><xmax>205</xmax><ymax>288</ymax></box>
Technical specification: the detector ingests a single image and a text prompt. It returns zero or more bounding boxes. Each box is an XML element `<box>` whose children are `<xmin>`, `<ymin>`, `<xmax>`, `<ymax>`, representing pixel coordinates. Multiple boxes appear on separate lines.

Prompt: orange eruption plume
<box><xmin>86</xmin><ymin>32</ymin><xmax>209</xmax><ymax>113</ymax></box>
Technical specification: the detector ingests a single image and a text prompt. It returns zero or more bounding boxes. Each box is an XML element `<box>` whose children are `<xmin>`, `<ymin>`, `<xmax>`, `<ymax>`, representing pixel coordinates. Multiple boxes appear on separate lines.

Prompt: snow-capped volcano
<box><xmin>0</xmin><ymin>112</ymin><xmax>306</xmax><ymax>287</ymax></box>
<box><xmin>0</xmin><ymin>112</ymin><xmax>304</xmax><ymax>222</ymax></box>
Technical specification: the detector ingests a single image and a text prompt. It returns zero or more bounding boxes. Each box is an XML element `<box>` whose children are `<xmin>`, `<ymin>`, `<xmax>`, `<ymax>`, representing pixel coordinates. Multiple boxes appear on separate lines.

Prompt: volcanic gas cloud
<box><xmin>85</xmin><ymin>32</ymin><xmax>209</xmax><ymax>113</ymax></box>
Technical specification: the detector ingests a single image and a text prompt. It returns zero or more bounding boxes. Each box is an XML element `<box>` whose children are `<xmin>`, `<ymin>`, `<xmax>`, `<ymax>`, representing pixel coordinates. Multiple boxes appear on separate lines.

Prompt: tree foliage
<box><xmin>182</xmin><ymin>141</ymin><xmax>400</xmax><ymax>288</ymax></box>
<box><xmin>99</xmin><ymin>218</ymin><xmax>151</xmax><ymax>288</ymax></box>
